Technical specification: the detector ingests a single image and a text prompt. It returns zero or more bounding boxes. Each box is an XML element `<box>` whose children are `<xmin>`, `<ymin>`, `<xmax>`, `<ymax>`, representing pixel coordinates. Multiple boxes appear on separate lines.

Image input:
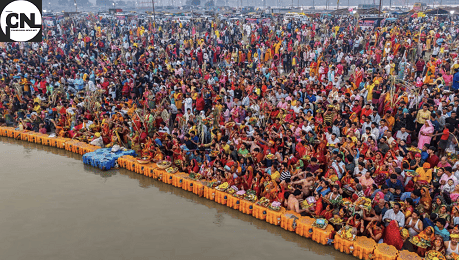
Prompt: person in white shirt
<box><xmin>90</xmin><ymin>133</ymin><xmax>104</xmax><ymax>147</ymax></box>
<box><xmin>353</xmin><ymin>162</ymin><xmax>368</xmax><ymax>177</ymax></box>
<box><xmin>383</xmin><ymin>203</ymin><xmax>405</xmax><ymax>227</ymax></box>
<box><xmin>327</xmin><ymin>133</ymin><xmax>340</xmax><ymax>147</ymax></box>
<box><xmin>158</xmin><ymin>122</ymin><xmax>170</xmax><ymax>134</ymax></box>
<box><xmin>370</xmin><ymin>111</ymin><xmax>381</xmax><ymax>125</ymax></box>
<box><xmin>361</xmin><ymin>127</ymin><xmax>376</xmax><ymax>143</ymax></box>
<box><xmin>184</xmin><ymin>94</ymin><xmax>193</xmax><ymax>114</ymax></box>
<box><xmin>81</xmin><ymin>118</ymin><xmax>93</xmax><ymax>130</ymax></box>
<box><xmin>381</xmin><ymin>130</ymin><xmax>395</xmax><ymax>145</ymax></box>
<box><xmin>370</xmin><ymin>122</ymin><xmax>380</xmax><ymax>139</ymax></box>
<box><xmin>361</xmin><ymin>117</ymin><xmax>372</xmax><ymax>133</ymax></box>
<box><xmin>395</xmin><ymin>127</ymin><xmax>410</xmax><ymax>142</ymax></box>
<box><xmin>331</xmin><ymin>155</ymin><xmax>346</xmax><ymax>179</ymax></box>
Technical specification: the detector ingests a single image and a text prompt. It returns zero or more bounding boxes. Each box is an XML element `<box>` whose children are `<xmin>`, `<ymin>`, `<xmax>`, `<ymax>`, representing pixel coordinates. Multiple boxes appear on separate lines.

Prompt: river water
<box><xmin>0</xmin><ymin>137</ymin><xmax>354</xmax><ymax>260</ymax></box>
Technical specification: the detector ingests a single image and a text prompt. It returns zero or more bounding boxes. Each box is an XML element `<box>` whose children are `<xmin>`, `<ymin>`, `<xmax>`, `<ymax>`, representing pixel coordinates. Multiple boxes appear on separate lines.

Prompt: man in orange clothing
<box><xmin>383</xmin><ymin>110</ymin><xmax>395</xmax><ymax>131</ymax></box>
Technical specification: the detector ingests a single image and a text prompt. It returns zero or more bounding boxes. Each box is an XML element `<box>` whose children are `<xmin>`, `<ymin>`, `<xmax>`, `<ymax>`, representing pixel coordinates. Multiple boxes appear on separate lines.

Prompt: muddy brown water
<box><xmin>0</xmin><ymin>137</ymin><xmax>355</xmax><ymax>260</ymax></box>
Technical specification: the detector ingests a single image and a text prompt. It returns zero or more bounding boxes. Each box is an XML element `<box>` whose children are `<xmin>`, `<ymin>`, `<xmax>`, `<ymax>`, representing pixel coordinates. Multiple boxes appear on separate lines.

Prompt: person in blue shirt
<box><xmin>420</xmin><ymin>144</ymin><xmax>429</xmax><ymax>161</ymax></box>
<box><xmin>423</xmin><ymin>213</ymin><xmax>437</xmax><ymax>230</ymax></box>
<box><xmin>400</xmin><ymin>189</ymin><xmax>422</xmax><ymax>204</ymax></box>
<box><xmin>386</xmin><ymin>174</ymin><xmax>404</xmax><ymax>193</ymax></box>
<box><xmin>303</xmin><ymin>104</ymin><xmax>313</xmax><ymax>114</ymax></box>
<box><xmin>73</xmin><ymin>74</ymin><xmax>84</xmax><ymax>91</ymax></box>
<box><xmin>371</xmin><ymin>184</ymin><xmax>395</xmax><ymax>202</ymax></box>
<box><xmin>452</xmin><ymin>69</ymin><xmax>459</xmax><ymax>90</ymax></box>
<box><xmin>315</xmin><ymin>180</ymin><xmax>331</xmax><ymax>197</ymax></box>
<box><xmin>306</xmin><ymin>93</ymin><xmax>316</xmax><ymax>103</ymax></box>
<box><xmin>434</xmin><ymin>218</ymin><xmax>450</xmax><ymax>241</ymax></box>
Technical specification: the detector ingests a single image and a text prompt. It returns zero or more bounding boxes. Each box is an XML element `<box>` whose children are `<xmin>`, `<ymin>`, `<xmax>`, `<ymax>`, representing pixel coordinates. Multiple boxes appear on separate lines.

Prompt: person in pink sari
<box><xmin>418</xmin><ymin>120</ymin><xmax>435</xmax><ymax>149</ymax></box>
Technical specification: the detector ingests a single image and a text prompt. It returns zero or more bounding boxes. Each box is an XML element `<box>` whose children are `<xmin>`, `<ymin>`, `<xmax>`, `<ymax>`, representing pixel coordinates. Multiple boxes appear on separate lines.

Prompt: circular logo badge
<box><xmin>0</xmin><ymin>0</ymin><xmax>42</xmax><ymax>42</ymax></box>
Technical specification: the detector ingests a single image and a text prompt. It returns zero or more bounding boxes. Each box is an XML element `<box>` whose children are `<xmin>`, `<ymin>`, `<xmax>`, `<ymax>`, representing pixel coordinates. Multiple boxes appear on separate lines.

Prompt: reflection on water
<box><xmin>0</xmin><ymin>137</ymin><xmax>354</xmax><ymax>260</ymax></box>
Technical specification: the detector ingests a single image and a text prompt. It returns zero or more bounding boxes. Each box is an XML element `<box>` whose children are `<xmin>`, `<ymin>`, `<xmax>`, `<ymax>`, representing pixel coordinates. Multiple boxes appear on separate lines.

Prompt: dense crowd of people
<box><xmin>2</xmin><ymin>11</ymin><xmax>459</xmax><ymax>257</ymax></box>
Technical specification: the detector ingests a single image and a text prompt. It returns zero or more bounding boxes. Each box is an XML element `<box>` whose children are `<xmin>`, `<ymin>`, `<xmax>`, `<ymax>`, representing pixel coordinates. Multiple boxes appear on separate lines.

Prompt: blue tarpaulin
<box><xmin>83</xmin><ymin>148</ymin><xmax>136</xmax><ymax>170</ymax></box>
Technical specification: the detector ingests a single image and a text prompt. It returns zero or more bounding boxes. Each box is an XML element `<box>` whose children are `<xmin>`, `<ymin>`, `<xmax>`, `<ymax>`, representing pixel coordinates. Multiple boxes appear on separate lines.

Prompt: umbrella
<box><xmin>436</xmin><ymin>38</ymin><xmax>445</xmax><ymax>45</ymax></box>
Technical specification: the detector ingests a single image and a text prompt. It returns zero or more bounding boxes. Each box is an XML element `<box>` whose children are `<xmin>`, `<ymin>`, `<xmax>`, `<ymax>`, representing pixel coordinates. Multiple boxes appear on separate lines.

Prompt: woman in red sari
<box><xmin>373</xmin><ymin>151</ymin><xmax>385</xmax><ymax>172</ymax></box>
<box><xmin>316</xmin><ymin>135</ymin><xmax>328</xmax><ymax>164</ymax></box>
<box><xmin>384</xmin><ymin>220</ymin><xmax>404</xmax><ymax>250</ymax></box>
<box><xmin>187</xmin><ymin>159</ymin><xmax>200</xmax><ymax>174</ymax></box>
<box><xmin>375</xmin><ymin>47</ymin><xmax>382</xmax><ymax>64</ymax></box>
<box><xmin>249</xmin><ymin>171</ymin><xmax>263</xmax><ymax>198</ymax></box>
<box><xmin>347</xmin><ymin>214</ymin><xmax>365</xmax><ymax>235</ymax></box>
<box><xmin>314</xmin><ymin>195</ymin><xmax>324</xmax><ymax>216</ymax></box>
<box><xmin>320</xmin><ymin>204</ymin><xmax>334</xmax><ymax>220</ymax></box>
<box><xmin>101</xmin><ymin>123</ymin><xmax>111</xmax><ymax>145</ymax></box>
<box><xmin>262</xmin><ymin>180</ymin><xmax>280</xmax><ymax>202</ymax></box>
<box><xmin>314</xmin><ymin>113</ymin><xmax>324</xmax><ymax>126</ymax></box>
<box><xmin>354</xmin><ymin>67</ymin><xmax>363</xmax><ymax>88</ymax></box>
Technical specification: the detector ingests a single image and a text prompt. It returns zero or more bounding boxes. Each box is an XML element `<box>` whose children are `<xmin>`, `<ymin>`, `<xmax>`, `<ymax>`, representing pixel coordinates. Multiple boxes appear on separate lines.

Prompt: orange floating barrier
<box><xmin>295</xmin><ymin>216</ymin><xmax>315</xmax><ymax>238</ymax></box>
<box><xmin>77</xmin><ymin>143</ymin><xmax>86</xmax><ymax>154</ymax></box>
<box><xmin>226</xmin><ymin>195</ymin><xmax>241</xmax><ymax>210</ymax></box>
<box><xmin>134</xmin><ymin>162</ymin><xmax>146</xmax><ymax>175</ymax></box>
<box><xmin>186</xmin><ymin>179</ymin><xmax>195</xmax><ymax>191</ymax></box>
<box><xmin>312</xmin><ymin>225</ymin><xmax>334</xmax><ymax>245</ymax></box>
<box><xmin>13</xmin><ymin>130</ymin><xmax>24</xmax><ymax>139</ymax></box>
<box><xmin>127</xmin><ymin>160</ymin><xmax>137</xmax><ymax>172</ymax></box>
<box><xmin>79</xmin><ymin>143</ymin><xmax>90</xmax><ymax>154</ymax></box>
<box><xmin>171</xmin><ymin>173</ymin><xmax>186</xmax><ymax>188</ymax></box>
<box><xmin>59</xmin><ymin>138</ymin><xmax>71</xmax><ymax>149</ymax></box>
<box><xmin>192</xmin><ymin>181</ymin><xmax>205</xmax><ymax>197</ymax></box>
<box><xmin>153</xmin><ymin>168</ymin><xmax>163</xmax><ymax>180</ymax></box>
<box><xmin>36</xmin><ymin>135</ymin><xmax>44</xmax><ymax>144</ymax></box>
<box><xmin>180</xmin><ymin>178</ymin><xmax>195</xmax><ymax>191</ymax></box>
<box><xmin>31</xmin><ymin>133</ymin><xmax>39</xmax><ymax>142</ymax></box>
<box><xmin>334</xmin><ymin>234</ymin><xmax>355</xmax><ymax>254</ymax></box>
<box><xmin>266</xmin><ymin>208</ymin><xmax>284</xmax><ymax>226</ymax></box>
<box><xmin>0</xmin><ymin>127</ymin><xmax>7</xmax><ymax>136</ymax></box>
<box><xmin>373</xmin><ymin>243</ymin><xmax>398</xmax><ymax>260</ymax></box>
<box><xmin>162</xmin><ymin>172</ymin><xmax>173</xmax><ymax>184</ymax></box>
<box><xmin>71</xmin><ymin>142</ymin><xmax>84</xmax><ymax>154</ymax></box>
<box><xmin>252</xmin><ymin>204</ymin><xmax>267</xmax><ymax>220</ymax></box>
<box><xmin>42</xmin><ymin>136</ymin><xmax>50</xmax><ymax>146</ymax></box>
<box><xmin>50</xmin><ymin>138</ymin><xmax>58</xmax><ymax>147</ymax></box>
<box><xmin>204</xmin><ymin>186</ymin><xmax>216</xmax><ymax>201</ymax></box>
<box><xmin>83</xmin><ymin>145</ymin><xmax>101</xmax><ymax>155</ymax></box>
<box><xmin>181</xmin><ymin>178</ymin><xmax>190</xmax><ymax>190</ymax></box>
<box><xmin>64</xmin><ymin>140</ymin><xmax>78</xmax><ymax>152</ymax></box>
<box><xmin>239</xmin><ymin>200</ymin><xmax>254</xmax><ymax>215</ymax></box>
<box><xmin>353</xmin><ymin>236</ymin><xmax>376</xmax><ymax>260</ymax></box>
<box><xmin>7</xmin><ymin>128</ymin><xmax>16</xmax><ymax>138</ymax></box>
<box><xmin>214</xmin><ymin>190</ymin><xmax>228</xmax><ymax>205</ymax></box>
<box><xmin>117</xmin><ymin>155</ymin><xmax>133</xmax><ymax>169</ymax></box>
<box><xmin>280</xmin><ymin>211</ymin><xmax>301</xmax><ymax>232</ymax></box>
<box><xmin>397</xmin><ymin>250</ymin><xmax>422</xmax><ymax>260</ymax></box>
<box><xmin>21</xmin><ymin>132</ymin><xmax>30</xmax><ymax>141</ymax></box>
<box><xmin>143</xmin><ymin>164</ymin><xmax>157</xmax><ymax>178</ymax></box>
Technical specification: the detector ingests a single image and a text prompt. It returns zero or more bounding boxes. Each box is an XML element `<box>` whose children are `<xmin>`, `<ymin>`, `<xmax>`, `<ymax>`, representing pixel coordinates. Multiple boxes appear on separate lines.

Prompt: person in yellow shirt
<box><xmin>366</xmin><ymin>81</ymin><xmax>377</xmax><ymax>102</ymax></box>
<box><xmin>414</xmin><ymin>163</ymin><xmax>432</xmax><ymax>184</ymax></box>
<box><xmin>33</xmin><ymin>102</ymin><xmax>41</xmax><ymax>112</ymax></box>
<box><xmin>222</xmin><ymin>140</ymin><xmax>230</xmax><ymax>154</ymax></box>
<box><xmin>383</xmin><ymin>111</ymin><xmax>395</xmax><ymax>131</ymax></box>
<box><xmin>416</xmin><ymin>104</ymin><xmax>431</xmax><ymax>125</ymax></box>
<box><xmin>33</xmin><ymin>96</ymin><xmax>41</xmax><ymax>105</ymax></box>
